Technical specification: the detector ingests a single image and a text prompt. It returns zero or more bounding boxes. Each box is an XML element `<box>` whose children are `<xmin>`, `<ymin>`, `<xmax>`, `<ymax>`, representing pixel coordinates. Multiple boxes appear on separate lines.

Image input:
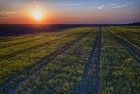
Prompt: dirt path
<box><xmin>76</xmin><ymin>27</ymin><xmax>102</xmax><ymax>94</ymax></box>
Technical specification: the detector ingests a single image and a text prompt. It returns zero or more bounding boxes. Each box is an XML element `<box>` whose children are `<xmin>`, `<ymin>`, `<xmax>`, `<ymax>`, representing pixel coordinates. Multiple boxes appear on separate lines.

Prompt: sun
<box><xmin>32</xmin><ymin>10</ymin><xmax>43</xmax><ymax>21</ymax></box>
<box><xmin>29</xmin><ymin>6</ymin><xmax>48</xmax><ymax>23</ymax></box>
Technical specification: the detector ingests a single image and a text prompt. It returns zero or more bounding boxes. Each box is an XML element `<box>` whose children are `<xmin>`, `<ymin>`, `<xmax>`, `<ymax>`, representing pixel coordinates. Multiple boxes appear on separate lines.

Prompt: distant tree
<box><xmin>129</xmin><ymin>22</ymin><xmax>140</xmax><ymax>25</ymax></box>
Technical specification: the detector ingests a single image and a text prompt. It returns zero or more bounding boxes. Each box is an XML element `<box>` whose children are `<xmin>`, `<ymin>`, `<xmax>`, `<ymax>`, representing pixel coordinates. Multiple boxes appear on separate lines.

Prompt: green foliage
<box><xmin>15</xmin><ymin>29</ymin><xmax>97</xmax><ymax>94</ymax></box>
<box><xmin>110</xmin><ymin>26</ymin><xmax>140</xmax><ymax>48</ymax></box>
<box><xmin>0</xmin><ymin>26</ymin><xmax>140</xmax><ymax>94</ymax></box>
<box><xmin>0</xmin><ymin>27</ymin><xmax>94</xmax><ymax>84</ymax></box>
<box><xmin>101</xmin><ymin>28</ymin><xmax>140</xmax><ymax>94</ymax></box>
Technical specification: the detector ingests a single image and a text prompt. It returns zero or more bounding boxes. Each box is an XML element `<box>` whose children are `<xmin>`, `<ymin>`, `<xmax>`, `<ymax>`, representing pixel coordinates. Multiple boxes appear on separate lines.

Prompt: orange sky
<box><xmin>0</xmin><ymin>0</ymin><xmax>139</xmax><ymax>24</ymax></box>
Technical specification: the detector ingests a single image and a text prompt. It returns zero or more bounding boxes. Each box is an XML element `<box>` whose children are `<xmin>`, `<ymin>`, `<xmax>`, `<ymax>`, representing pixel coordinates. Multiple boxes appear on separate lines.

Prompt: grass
<box><xmin>0</xmin><ymin>27</ymin><xmax>94</xmax><ymax>84</ymax></box>
<box><xmin>16</xmin><ymin>28</ymin><xmax>97</xmax><ymax>94</ymax></box>
<box><xmin>101</xmin><ymin>27</ymin><xmax>140</xmax><ymax>94</ymax></box>
<box><xmin>110</xmin><ymin>26</ymin><xmax>140</xmax><ymax>48</ymax></box>
<box><xmin>0</xmin><ymin>26</ymin><xmax>140</xmax><ymax>94</ymax></box>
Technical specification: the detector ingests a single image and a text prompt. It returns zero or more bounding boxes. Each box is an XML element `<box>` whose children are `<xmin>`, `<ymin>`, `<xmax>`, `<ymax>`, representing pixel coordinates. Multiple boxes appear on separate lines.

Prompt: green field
<box><xmin>0</xmin><ymin>26</ymin><xmax>140</xmax><ymax>94</ymax></box>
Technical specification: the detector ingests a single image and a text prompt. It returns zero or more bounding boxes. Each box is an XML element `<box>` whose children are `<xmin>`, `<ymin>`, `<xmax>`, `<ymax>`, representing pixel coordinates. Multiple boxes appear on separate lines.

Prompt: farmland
<box><xmin>0</xmin><ymin>25</ymin><xmax>140</xmax><ymax>94</ymax></box>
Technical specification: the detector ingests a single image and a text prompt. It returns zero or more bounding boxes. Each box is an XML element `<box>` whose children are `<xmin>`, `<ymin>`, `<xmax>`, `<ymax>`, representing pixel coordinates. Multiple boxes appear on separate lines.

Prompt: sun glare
<box><xmin>32</xmin><ymin>10</ymin><xmax>43</xmax><ymax>21</ymax></box>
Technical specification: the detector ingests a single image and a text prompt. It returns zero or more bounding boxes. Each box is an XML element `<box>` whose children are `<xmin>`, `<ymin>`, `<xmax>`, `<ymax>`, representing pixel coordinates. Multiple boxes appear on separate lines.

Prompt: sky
<box><xmin>0</xmin><ymin>0</ymin><xmax>140</xmax><ymax>24</ymax></box>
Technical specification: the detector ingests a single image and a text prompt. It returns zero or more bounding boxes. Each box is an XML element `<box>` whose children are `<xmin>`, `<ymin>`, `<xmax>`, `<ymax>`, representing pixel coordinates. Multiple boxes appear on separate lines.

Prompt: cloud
<box><xmin>0</xmin><ymin>13</ymin><xmax>11</xmax><ymax>18</ymax></box>
<box><xmin>111</xmin><ymin>3</ymin><xmax>130</xmax><ymax>8</ymax></box>
<box><xmin>91</xmin><ymin>5</ymin><xmax>105</xmax><ymax>10</ymax></box>
<box><xmin>55</xmin><ymin>3</ymin><xmax>82</xmax><ymax>7</ymax></box>
<box><xmin>0</xmin><ymin>10</ymin><xmax>23</xmax><ymax>18</ymax></box>
<box><xmin>97</xmin><ymin>5</ymin><xmax>104</xmax><ymax>10</ymax></box>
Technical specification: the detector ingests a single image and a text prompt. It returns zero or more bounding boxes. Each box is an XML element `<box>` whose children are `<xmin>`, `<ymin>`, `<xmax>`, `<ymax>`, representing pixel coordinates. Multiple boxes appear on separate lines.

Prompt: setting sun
<box><xmin>32</xmin><ymin>10</ymin><xmax>43</xmax><ymax>21</ymax></box>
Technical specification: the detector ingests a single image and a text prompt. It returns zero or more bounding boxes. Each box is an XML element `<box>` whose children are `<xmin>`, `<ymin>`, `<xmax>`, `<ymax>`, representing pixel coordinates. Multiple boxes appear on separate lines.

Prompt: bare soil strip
<box><xmin>76</xmin><ymin>27</ymin><xmax>101</xmax><ymax>94</ymax></box>
<box><xmin>92</xmin><ymin>27</ymin><xmax>101</xmax><ymax>94</ymax></box>
<box><xmin>0</xmin><ymin>32</ymin><xmax>90</xmax><ymax>94</ymax></box>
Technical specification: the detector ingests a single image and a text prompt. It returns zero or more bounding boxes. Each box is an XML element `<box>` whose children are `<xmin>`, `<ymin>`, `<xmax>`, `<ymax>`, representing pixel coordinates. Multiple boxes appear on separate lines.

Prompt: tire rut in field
<box><xmin>0</xmin><ymin>32</ymin><xmax>90</xmax><ymax>94</ymax></box>
<box><xmin>76</xmin><ymin>27</ymin><xmax>102</xmax><ymax>94</ymax></box>
<box><xmin>0</xmin><ymin>33</ymin><xmax>77</xmax><ymax>60</ymax></box>
<box><xmin>107</xmin><ymin>27</ymin><xmax>140</xmax><ymax>63</ymax></box>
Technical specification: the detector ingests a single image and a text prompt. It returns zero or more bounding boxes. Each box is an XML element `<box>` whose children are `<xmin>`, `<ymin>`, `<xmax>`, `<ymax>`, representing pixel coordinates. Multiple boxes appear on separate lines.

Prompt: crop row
<box><xmin>0</xmin><ymin>27</ymin><xmax>94</xmax><ymax>94</ymax></box>
<box><xmin>14</xmin><ymin>29</ymin><xmax>97</xmax><ymax>94</ymax></box>
<box><xmin>0</xmin><ymin>27</ymin><xmax>89</xmax><ymax>57</ymax></box>
<box><xmin>110</xmin><ymin>26</ymin><xmax>140</xmax><ymax>48</ymax></box>
<box><xmin>107</xmin><ymin>27</ymin><xmax>140</xmax><ymax>62</ymax></box>
<box><xmin>100</xmin><ymin>27</ymin><xmax>140</xmax><ymax>94</ymax></box>
<box><xmin>0</xmin><ymin>27</ymin><xmax>94</xmax><ymax>84</ymax></box>
<box><xmin>1</xmin><ymin>26</ymin><xmax>140</xmax><ymax>94</ymax></box>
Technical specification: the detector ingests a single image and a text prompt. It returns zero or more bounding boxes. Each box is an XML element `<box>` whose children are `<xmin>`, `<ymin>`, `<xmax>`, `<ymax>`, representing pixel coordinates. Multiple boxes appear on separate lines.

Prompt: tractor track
<box><xmin>0</xmin><ymin>31</ymin><xmax>91</xmax><ymax>94</ymax></box>
<box><xmin>107</xmin><ymin>27</ymin><xmax>140</xmax><ymax>63</ymax></box>
<box><xmin>76</xmin><ymin>27</ymin><xmax>101</xmax><ymax>94</ymax></box>
<box><xmin>0</xmin><ymin>32</ymin><xmax>79</xmax><ymax>60</ymax></box>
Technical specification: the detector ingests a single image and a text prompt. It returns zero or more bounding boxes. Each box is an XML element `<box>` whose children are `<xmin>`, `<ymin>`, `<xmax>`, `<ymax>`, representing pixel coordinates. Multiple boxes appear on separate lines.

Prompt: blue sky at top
<box><xmin>0</xmin><ymin>0</ymin><xmax>139</xmax><ymax>24</ymax></box>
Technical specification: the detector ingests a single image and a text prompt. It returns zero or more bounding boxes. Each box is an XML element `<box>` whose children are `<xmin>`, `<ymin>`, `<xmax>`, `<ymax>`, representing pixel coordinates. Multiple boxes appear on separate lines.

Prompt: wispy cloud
<box><xmin>97</xmin><ymin>5</ymin><xmax>104</xmax><ymax>10</ymax></box>
<box><xmin>0</xmin><ymin>11</ymin><xmax>15</xmax><ymax>18</ymax></box>
<box><xmin>111</xmin><ymin>3</ymin><xmax>130</xmax><ymax>8</ymax></box>
<box><xmin>91</xmin><ymin>5</ymin><xmax>105</xmax><ymax>10</ymax></box>
<box><xmin>46</xmin><ymin>2</ymin><xmax>82</xmax><ymax>7</ymax></box>
<box><xmin>0</xmin><ymin>10</ymin><xmax>23</xmax><ymax>18</ymax></box>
